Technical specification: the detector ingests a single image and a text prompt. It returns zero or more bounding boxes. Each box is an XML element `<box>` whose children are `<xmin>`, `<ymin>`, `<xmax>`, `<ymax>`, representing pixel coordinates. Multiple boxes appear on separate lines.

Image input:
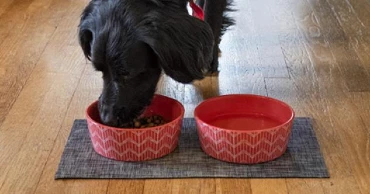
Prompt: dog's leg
<box><xmin>203</xmin><ymin>0</ymin><xmax>234</xmax><ymax>75</ymax></box>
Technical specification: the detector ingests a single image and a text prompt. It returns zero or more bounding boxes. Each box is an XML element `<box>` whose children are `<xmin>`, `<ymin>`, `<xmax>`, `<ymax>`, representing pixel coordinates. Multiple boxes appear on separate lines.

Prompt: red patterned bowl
<box><xmin>194</xmin><ymin>94</ymin><xmax>295</xmax><ymax>164</ymax></box>
<box><xmin>86</xmin><ymin>94</ymin><xmax>184</xmax><ymax>161</ymax></box>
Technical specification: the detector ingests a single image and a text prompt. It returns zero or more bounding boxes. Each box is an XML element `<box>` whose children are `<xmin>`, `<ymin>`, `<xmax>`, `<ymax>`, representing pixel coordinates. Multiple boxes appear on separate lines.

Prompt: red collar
<box><xmin>189</xmin><ymin>0</ymin><xmax>204</xmax><ymax>20</ymax></box>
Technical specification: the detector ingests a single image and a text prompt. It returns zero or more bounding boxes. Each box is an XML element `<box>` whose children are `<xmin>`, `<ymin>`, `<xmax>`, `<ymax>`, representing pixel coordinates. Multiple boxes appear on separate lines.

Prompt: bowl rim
<box><xmin>85</xmin><ymin>94</ymin><xmax>185</xmax><ymax>132</ymax></box>
<box><xmin>194</xmin><ymin>94</ymin><xmax>295</xmax><ymax>133</ymax></box>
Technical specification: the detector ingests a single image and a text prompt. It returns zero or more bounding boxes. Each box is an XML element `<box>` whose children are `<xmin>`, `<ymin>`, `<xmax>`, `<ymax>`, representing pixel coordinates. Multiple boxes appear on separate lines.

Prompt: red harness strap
<box><xmin>189</xmin><ymin>0</ymin><xmax>204</xmax><ymax>20</ymax></box>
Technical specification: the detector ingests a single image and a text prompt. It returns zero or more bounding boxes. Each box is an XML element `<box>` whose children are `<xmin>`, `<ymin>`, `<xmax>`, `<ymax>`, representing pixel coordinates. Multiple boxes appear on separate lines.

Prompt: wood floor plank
<box><xmin>325</xmin><ymin>0</ymin><xmax>370</xmax><ymax>87</ymax></box>
<box><xmin>0</xmin><ymin>72</ymin><xmax>60</xmax><ymax>189</ymax></box>
<box><xmin>250</xmin><ymin>0</ymin><xmax>290</xmax><ymax>78</ymax></box>
<box><xmin>0</xmin><ymin>0</ymin><xmax>14</xmax><ymax>17</ymax></box>
<box><xmin>70</xmin><ymin>180</ymin><xmax>109</xmax><ymax>194</ymax></box>
<box><xmin>32</xmin><ymin>1</ymin><xmax>88</xmax><ymax>74</ymax></box>
<box><xmin>0</xmin><ymin>0</ymin><xmax>80</xmax><ymax>126</ymax></box>
<box><xmin>143</xmin><ymin>180</ymin><xmax>172</xmax><ymax>194</ymax></box>
<box><xmin>321</xmin><ymin>94</ymin><xmax>370</xmax><ymax>194</ymax></box>
<box><xmin>0</xmin><ymin>0</ymin><xmax>88</xmax><ymax>190</ymax></box>
<box><xmin>0</xmin><ymin>0</ymin><xmax>33</xmax><ymax>44</ymax></box>
<box><xmin>351</xmin><ymin>92</ymin><xmax>370</xmax><ymax>132</ymax></box>
<box><xmin>303</xmin><ymin>0</ymin><xmax>370</xmax><ymax>193</ymax></box>
<box><xmin>217</xmin><ymin>179</ymin><xmax>252</xmax><ymax>194</ymax></box>
<box><xmin>250</xmin><ymin>179</ymin><xmax>287</xmax><ymax>194</ymax></box>
<box><xmin>107</xmin><ymin>179</ymin><xmax>144</xmax><ymax>194</ymax></box>
<box><xmin>344</xmin><ymin>0</ymin><xmax>370</xmax><ymax>31</ymax></box>
<box><xmin>199</xmin><ymin>179</ymin><xmax>217</xmax><ymax>194</ymax></box>
<box><xmin>0</xmin><ymin>73</ymin><xmax>81</xmax><ymax>194</ymax></box>
<box><xmin>170</xmin><ymin>179</ymin><xmax>202</xmax><ymax>194</ymax></box>
<box><xmin>307</xmin><ymin>0</ymin><xmax>370</xmax><ymax>92</ymax></box>
<box><xmin>0</xmin><ymin>1</ymin><xmax>89</xmax><ymax>192</ymax></box>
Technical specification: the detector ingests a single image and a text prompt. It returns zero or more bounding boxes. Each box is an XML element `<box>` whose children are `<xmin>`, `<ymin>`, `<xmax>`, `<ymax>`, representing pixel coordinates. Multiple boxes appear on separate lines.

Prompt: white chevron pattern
<box><xmin>196</xmin><ymin>120</ymin><xmax>293</xmax><ymax>164</ymax></box>
<box><xmin>202</xmin><ymin>143</ymin><xmax>287</xmax><ymax>158</ymax></box>
<box><xmin>92</xmin><ymin>142</ymin><xmax>176</xmax><ymax>157</ymax></box>
<box><xmin>89</xmin><ymin>130</ymin><xmax>178</xmax><ymax>146</ymax></box>
<box><xmin>87</xmin><ymin>119</ymin><xmax>182</xmax><ymax>161</ymax></box>
<box><xmin>199</xmin><ymin>133</ymin><xmax>289</xmax><ymax>148</ymax></box>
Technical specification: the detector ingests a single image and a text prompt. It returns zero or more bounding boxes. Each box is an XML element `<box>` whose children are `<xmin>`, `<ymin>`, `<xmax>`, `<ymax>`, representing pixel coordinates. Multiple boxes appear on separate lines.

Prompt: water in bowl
<box><xmin>208</xmin><ymin>113</ymin><xmax>282</xmax><ymax>131</ymax></box>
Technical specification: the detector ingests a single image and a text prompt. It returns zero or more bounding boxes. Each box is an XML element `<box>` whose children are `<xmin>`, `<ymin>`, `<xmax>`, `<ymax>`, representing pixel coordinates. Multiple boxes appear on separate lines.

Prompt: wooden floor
<box><xmin>1</xmin><ymin>0</ymin><xmax>370</xmax><ymax>193</ymax></box>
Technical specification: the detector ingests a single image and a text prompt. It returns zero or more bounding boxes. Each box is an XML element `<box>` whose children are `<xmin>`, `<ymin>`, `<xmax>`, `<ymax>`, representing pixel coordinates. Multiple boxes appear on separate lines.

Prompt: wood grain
<box><xmin>107</xmin><ymin>179</ymin><xmax>144</xmax><ymax>194</ymax></box>
<box><xmin>0</xmin><ymin>0</ymin><xmax>77</xmax><ymax>126</ymax></box>
<box><xmin>0</xmin><ymin>73</ymin><xmax>80</xmax><ymax>194</ymax></box>
<box><xmin>0</xmin><ymin>0</ymin><xmax>14</xmax><ymax>16</ymax></box>
<box><xmin>217</xmin><ymin>179</ymin><xmax>252</xmax><ymax>194</ymax></box>
<box><xmin>300</xmin><ymin>0</ymin><xmax>369</xmax><ymax>193</ymax></box>
<box><xmin>0</xmin><ymin>0</ymin><xmax>370</xmax><ymax>193</ymax></box>
<box><xmin>250</xmin><ymin>179</ymin><xmax>287</xmax><ymax>194</ymax></box>
<box><xmin>0</xmin><ymin>0</ymin><xmax>32</xmax><ymax>44</ymax></box>
<box><xmin>143</xmin><ymin>180</ymin><xmax>172</xmax><ymax>194</ymax></box>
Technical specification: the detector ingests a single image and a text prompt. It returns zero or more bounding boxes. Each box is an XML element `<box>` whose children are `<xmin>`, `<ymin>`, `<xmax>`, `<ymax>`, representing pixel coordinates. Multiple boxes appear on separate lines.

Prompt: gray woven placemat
<box><xmin>55</xmin><ymin>118</ymin><xmax>329</xmax><ymax>179</ymax></box>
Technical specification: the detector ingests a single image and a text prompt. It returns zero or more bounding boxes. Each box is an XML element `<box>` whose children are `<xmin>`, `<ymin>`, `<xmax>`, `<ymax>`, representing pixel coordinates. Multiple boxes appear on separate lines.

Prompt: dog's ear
<box><xmin>78</xmin><ymin>28</ymin><xmax>94</xmax><ymax>60</ymax></box>
<box><xmin>138</xmin><ymin>12</ymin><xmax>214</xmax><ymax>83</ymax></box>
<box><xmin>78</xmin><ymin>1</ymin><xmax>98</xmax><ymax>61</ymax></box>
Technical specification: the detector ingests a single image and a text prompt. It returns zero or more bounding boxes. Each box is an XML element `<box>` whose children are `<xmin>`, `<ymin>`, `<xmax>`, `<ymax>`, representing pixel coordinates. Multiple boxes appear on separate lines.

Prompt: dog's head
<box><xmin>78</xmin><ymin>0</ymin><xmax>214</xmax><ymax>127</ymax></box>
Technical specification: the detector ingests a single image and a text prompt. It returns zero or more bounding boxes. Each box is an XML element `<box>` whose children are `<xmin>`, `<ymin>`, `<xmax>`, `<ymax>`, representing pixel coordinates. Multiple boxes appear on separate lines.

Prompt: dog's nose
<box><xmin>98</xmin><ymin>103</ymin><xmax>119</xmax><ymax>127</ymax></box>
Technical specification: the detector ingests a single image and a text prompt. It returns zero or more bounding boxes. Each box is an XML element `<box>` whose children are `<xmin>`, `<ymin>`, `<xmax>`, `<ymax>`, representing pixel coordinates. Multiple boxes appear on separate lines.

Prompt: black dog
<box><xmin>78</xmin><ymin>0</ymin><xmax>234</xmax><ymax>127</ymax></box>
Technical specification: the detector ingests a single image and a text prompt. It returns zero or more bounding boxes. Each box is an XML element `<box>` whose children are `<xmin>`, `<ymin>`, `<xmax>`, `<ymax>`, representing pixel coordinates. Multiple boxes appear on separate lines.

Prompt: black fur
<box><xmin>197</xmin><ymin>0</ymin><xmax>235</xmax><ymax>72</ymax></box>
<box><xmin>78</xmin><ymin>0</ymin><xmax>234</xmax><ymax>127</ymax></box>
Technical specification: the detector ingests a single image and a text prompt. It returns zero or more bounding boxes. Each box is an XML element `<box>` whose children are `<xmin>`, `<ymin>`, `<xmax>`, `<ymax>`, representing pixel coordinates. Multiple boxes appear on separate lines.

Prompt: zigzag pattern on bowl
<box><xmin>87</xmin><ymin>119</ymin><xmax>182</xmax><ymax>161</ymax></box>
<box><xmin>196</xmin><ymin>121</ymin><xmax>293</xmax><ymax>164</ymax></box>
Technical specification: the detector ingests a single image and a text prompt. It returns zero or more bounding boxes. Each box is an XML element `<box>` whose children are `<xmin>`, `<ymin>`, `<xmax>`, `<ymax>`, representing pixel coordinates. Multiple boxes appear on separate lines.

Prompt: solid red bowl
<box><xmin>194</xmin><ymin>94</ymin><xmax>295</xmax><ymax>164</ymax></box>
<box><xmin>86</xmin><ymin>94</ymin><xmax>184</xmax><ymax>161</ymax></box>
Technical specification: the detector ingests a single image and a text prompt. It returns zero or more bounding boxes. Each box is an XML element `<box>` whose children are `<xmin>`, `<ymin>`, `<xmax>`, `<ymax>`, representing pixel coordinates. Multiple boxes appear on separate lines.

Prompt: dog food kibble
<box><xmin>134</xmin><ymin>121</ymin><xmax>141</xmax><ymax>128</ymax></box>
<box><xmin>120</xmin><ymin>115</ymin><xmax>167</xmax><ymax>128</ymax></box>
